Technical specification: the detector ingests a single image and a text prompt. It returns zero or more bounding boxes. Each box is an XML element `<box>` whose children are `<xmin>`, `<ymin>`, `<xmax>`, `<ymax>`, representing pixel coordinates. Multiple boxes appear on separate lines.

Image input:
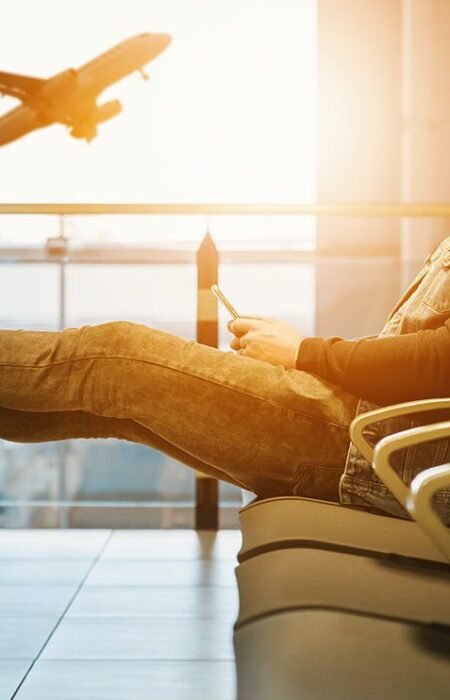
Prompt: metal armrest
<box><xmin>350</xmin><ymin>398</ymin><xmax>450</xmax><ymax>463</ymax></box>
<box><xmin>407</xmin><ymin>461</ymin><xmax>450</xmax><ymax>562</ymax></box>
<box><xmin>373</xmin><ymin>421</ymin><xmax>450</xmax><ymax>562</ymax></box>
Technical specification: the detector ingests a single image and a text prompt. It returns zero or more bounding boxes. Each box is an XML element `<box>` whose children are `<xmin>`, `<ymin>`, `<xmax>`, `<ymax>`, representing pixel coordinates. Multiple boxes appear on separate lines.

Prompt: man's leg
<box><xmin>0</xmin><ymin>322</ymin><xmax>358</xmax><ymax>499</ymax></box>
<box><xmin>0</xmin><ymin>406</ymin><xmax>248</xmax><ymax>488</ymax></box>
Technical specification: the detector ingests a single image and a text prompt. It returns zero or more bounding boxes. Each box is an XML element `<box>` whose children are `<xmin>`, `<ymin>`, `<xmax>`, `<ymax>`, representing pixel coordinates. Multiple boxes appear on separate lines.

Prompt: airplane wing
<box><xmin>0</xmin><ymin>71</ymin><xmax>45</xmax><ymax>101</ymax></box>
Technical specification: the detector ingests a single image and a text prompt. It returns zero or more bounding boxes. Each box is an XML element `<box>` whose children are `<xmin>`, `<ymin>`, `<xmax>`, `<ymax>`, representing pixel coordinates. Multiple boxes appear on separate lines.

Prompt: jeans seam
<box><xmin>1</xmin><ymin>354</ymin><xmax>351</xmax><ymax>430</ymax></box>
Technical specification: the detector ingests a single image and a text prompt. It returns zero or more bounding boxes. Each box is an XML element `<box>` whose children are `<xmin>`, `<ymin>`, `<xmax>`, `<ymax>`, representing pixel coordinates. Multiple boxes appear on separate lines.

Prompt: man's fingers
<box><xmin>230</xmin><ymin>333</ymin><xmax>252</xmax><ymax>350</ymax></box>
<box><xmin>227</xmin><ymin>315</ymin><xmax>273</xmax><ymax>333</ymax></box>
<box><xmin>227</xmin><ymin>316</ymin><xmax>263</xmax><ymax>335</ymax></box>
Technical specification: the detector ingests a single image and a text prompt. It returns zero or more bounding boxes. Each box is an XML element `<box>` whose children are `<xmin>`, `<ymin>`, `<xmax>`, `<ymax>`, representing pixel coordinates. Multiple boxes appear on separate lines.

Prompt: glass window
<box><xmin>0</xmin><ymin>0</ymin><xmax>317</xmax><ymax>207</ymax></box>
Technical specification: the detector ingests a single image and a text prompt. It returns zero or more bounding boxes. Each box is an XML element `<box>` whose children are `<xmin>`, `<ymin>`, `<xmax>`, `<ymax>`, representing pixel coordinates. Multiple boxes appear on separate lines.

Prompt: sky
<box><xmin>0</xmin><ymin>0</ymin><xmax>317</xmax><ymax>204</ymax></box>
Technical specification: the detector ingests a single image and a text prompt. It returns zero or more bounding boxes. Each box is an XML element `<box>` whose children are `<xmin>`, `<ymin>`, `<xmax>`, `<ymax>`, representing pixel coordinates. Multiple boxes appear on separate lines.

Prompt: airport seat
<box><xmin>234</xmin><ymin>401</ymin><xmax>450</xmax><ymax>699</ymax></box>
<box><xmin>238</xmin><ymin>399</ymin><xmax>450</xmax><ymax>566</ymax></box>
<box><xmin>234</xmin><ymin>609</ymin><xmax>450</xmax><ymax>700</ymax></box>
<box><xmin>238</xmin><ymin>496</ymin><xmax>448</xmax><ymax>565</ymax></box>
<box><xmin>235</xmin><ymin>546</ymin><xmax>450</xmax><ymax>627</ymax></box>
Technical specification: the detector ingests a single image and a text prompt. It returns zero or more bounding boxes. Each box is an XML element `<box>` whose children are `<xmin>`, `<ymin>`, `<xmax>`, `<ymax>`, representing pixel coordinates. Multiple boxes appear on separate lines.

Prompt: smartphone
<box><xmin>210</xmin><ymin>284</ymin><xmax>240</xmax><ymax>319</ymax></box>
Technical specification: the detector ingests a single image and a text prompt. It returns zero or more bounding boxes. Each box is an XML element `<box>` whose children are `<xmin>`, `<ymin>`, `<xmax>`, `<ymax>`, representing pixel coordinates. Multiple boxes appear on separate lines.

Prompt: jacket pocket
<box><xmin>404</xmin><ymin>251</ymin><xmax>450</xmax><ymax>331</ymax></box>
<box><xmin>422</xmin><ymin>252</ymin><xmax>450</xmax><ymax>314</ymax></box>
<box><xmin>385</xmin><ymin>264</ymin><xmax>430</xmax><ymax>323</ymax></box>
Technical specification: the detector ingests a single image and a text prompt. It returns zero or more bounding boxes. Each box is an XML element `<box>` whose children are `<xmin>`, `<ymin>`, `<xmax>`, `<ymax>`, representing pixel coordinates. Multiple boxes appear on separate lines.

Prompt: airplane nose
<box><xmin>158</xmin><ymin>33</ymin><xmax>172</xmax><ymax>49</ymax></box>
<box><xmin>140</xmin><ymin>32</ymin><xmax>172</xmax><ymax>59</ymax></box>
<box><xmin>139</xmin><ymin>32</ymin><xmax>171</xmax><ymax>48</ymax></box>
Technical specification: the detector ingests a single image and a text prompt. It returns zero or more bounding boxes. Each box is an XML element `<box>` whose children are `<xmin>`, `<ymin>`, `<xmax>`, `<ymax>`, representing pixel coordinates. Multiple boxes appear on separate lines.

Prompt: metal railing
<box><xmin>1</xmin><ymin>202</ymin><xmax>450</xmax><ymax>215</ymax></box>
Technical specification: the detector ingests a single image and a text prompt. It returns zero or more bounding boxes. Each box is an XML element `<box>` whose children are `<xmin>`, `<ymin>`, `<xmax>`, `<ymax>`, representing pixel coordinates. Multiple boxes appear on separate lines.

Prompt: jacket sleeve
<box><xmin>296</xmin><ymin>319</ymin><xmax>450</xmax><ymax>406</ymax></box>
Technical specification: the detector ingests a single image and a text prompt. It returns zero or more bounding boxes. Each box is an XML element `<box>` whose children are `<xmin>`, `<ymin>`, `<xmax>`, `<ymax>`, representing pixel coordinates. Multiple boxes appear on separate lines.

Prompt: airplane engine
<box><xmin>91</xmin><ymin>100</ymin><xmax>122</xmax><ymax>125</ymax></box>
<box><xmin>70</xmin><ymin>122</ymin><xmax>97</xmax><ymax>142</ymax></box>
<box><xmin>41</xmin><ymin>69</ymin><xmax>78</xmax><ymax>98</ymax></box>
<box><xmin>70</xmin><ymin>100</ymin><xmax>122</xmax><ymax>142</ymax></box>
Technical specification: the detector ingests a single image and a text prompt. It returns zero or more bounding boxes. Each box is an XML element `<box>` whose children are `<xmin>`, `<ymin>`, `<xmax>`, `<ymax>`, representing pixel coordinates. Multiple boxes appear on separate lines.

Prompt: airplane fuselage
<box><xmin>0</xmin><ymin>33</ymin><xmax>171</xmax><ymax>146</ymax></box>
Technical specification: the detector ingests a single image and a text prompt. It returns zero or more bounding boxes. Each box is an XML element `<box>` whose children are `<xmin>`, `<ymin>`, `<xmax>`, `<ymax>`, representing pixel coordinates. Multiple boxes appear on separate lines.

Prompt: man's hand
<box><xmin>227</xmin><ymin>315</ymin><xmax>304</xmax><ymax>369</ymax></box>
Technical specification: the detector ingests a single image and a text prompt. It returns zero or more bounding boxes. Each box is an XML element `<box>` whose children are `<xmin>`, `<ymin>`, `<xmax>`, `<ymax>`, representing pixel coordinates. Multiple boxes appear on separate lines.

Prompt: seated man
<box><xmin>0</xmin><ymin>237</ymin><xmax>448</xmax><ymax>517</ymax></box>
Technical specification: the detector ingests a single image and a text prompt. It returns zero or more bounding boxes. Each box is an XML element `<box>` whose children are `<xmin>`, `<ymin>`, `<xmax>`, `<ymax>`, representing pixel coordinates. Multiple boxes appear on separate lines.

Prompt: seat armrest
<box><xmin>373</xmin><ymin>420</ymin><xmax>450</xmax><ymax>562</ymax></box>
<box><xmin>350</xmin><ymin>398</ymin><xmax>450</xmax><ymax>463</ymax></box>
<box><xmin>407</xmin><ymin>463</ymin><xmax>450</xmax><ymax>562</ymax></box>
<box><xmin>372</xmin><ymin>420</ymin><xmax>450</xmax><ymax>509</ymax></box>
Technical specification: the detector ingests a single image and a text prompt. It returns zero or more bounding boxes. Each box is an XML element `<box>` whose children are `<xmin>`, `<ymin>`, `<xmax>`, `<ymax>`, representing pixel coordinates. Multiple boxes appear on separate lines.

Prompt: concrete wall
<box><xmin>317</xmin><ymin>0</ymin><xmax>402</xmax><ymax>257</ymax></box>
<box><xmin>315</xmin><ymin>0</ymin><xmax>450</xmax><ymax>338</ymax></box>
<box><xmin>316</xmin><ymin>0</ymin><xmax>403</xmax><ymax>336</ymax></box>
<box><xmin>401</xmin><ymin>0</ymin><xmax>450</xmax><ymax>262</ymax></box>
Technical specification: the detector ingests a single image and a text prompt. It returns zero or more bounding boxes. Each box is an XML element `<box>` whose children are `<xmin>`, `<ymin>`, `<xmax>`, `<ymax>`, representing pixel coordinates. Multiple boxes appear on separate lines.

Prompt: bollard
<box><xmin>195</xmin><ymin>230</ymin><xmax>219</xmax><ymax>530</ymax></box>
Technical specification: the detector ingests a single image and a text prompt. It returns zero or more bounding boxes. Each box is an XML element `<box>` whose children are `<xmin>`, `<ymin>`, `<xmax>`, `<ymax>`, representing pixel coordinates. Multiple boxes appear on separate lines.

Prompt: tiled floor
<box><xmin>0</xmin><ymin>529</ymin><xmax>241</xmax><ymax>700</ymax></box>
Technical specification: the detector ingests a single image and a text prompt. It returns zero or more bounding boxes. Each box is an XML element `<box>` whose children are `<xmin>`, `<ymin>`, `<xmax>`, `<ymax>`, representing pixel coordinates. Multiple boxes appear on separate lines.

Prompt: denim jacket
<box><xmin>340</xmin><ymin>237</ymin><xmax>450</xmax><ymax>519</ymax></box>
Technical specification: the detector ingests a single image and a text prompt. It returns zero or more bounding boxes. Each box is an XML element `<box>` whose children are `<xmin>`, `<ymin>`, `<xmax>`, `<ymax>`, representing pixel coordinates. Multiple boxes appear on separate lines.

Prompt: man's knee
<box><xmin>79</xmin><ymin>320</ymin><xmax>142</xmax><ymax>356</ymax></box>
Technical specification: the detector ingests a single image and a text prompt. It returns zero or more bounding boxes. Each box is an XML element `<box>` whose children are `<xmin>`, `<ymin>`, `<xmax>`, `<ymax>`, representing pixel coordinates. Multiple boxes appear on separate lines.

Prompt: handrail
<box><xmin>1</xmin><ymin>202</ymin><xmax>450</xmax><ymax>216</ymax></box>
<box><xmin>3</xmin><ymin>248</ymin><xmax>396</xmax><ymax>265</ymax></box>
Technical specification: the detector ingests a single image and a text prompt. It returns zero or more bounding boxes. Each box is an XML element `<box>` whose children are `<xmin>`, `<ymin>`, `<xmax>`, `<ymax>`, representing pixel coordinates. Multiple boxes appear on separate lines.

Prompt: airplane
<box><xmin>0</xmin><ymin>33</ymin><xmax>171</xmax><ymax>147</ymax></box>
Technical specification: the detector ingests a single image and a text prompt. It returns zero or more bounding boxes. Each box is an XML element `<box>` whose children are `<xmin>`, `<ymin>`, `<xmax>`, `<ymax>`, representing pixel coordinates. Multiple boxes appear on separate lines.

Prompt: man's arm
<box><xmin>297</xmin><ymin>319</ymin><xmax>450</xmax><ymax>405</ymax></box>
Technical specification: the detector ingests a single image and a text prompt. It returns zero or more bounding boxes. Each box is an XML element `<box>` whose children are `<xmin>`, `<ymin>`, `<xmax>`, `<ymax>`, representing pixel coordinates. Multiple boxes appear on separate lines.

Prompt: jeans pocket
<box><xmin>290</xmin><ymin>463</ymin><xmax>343</xmax><ymax>502</ymax></box>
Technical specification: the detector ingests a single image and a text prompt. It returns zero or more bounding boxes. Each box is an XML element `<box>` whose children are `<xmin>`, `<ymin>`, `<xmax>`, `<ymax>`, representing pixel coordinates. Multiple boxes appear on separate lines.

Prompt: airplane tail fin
<box><xmin>0</xmin><ymin>71</ymin><xmax>45</xmax><ymax>102</ymax></box>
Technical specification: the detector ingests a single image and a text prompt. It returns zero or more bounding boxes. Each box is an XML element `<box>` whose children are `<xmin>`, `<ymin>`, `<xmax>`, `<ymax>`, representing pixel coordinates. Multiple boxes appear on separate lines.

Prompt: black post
<box><xmin>195</xmin><ymin>230</ymin><xmax>219</xmax><ymax>530</ymax></box>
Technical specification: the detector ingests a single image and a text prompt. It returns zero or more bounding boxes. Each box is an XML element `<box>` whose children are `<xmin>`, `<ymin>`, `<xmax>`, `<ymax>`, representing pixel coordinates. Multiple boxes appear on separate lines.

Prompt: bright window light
<box><xmin>0</xmin><ymin>0</ymin><xmax>317</xmax><ymax>208</ymax></box>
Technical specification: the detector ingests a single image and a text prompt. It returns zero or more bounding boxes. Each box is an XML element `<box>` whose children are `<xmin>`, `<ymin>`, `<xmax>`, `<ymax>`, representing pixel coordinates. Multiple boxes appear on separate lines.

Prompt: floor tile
<box><xmin>101</xmin><ymin>530</ymin><xmax>241</xmax><ymax>561</ymax></box>
<box><xmin>85</xmin><ymin>559</ymin><xmax>237</xmax><ymax>587</ymax></box>
<box><xmin>0</xmin><ymin>560</ymin><xmax>92</xmax><ymax>586</ymax></box>
<box><xmin>41</xmin><ymin>617</ymin><xmax>234</xmax><ymax>660</ymax></box>
<box><xmin>67</xmin><ymin>585</ymin><xmax>238</xmax><ymax>619</ymax></box>
<box><xmin>14</xmin><ymin>660</ymin><xmax>236</xmax><ymax>700</ymax></box>
<box><xmin>0</xmin><ymin>619</ymin><xmax>56</xmax><ymax>660</ymax></box>
<box><xmin>0</xmin><ymin>586</ymin><xmax>77</xmax><ymax>618</ymax></box>
<box><xmin>0</xmin><ymin>660</ymin><xmax>32</xmax><ymax>700</ymax></box>
<box><xmin>0</xmin><ymin>530</ymin><xmax>111</xmax><ymax>560</ymax></box>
